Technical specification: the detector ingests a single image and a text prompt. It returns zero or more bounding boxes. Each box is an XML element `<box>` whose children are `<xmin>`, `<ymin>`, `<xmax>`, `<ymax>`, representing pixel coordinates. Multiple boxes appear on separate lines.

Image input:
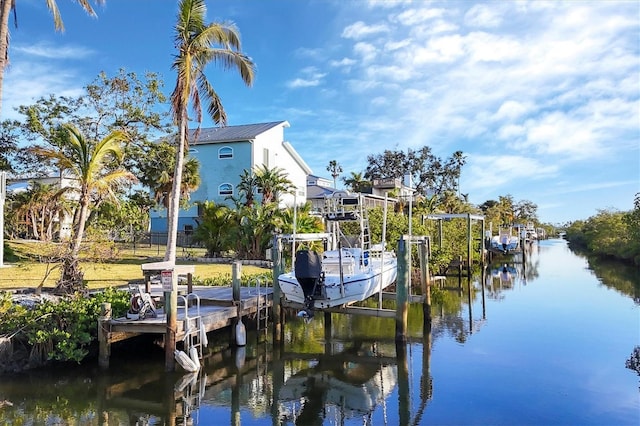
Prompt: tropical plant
<box><xmin>132</xmin><ymin>139</ymin><xmax>200</xmax><ymax>209</ymax></box>
<box><xmin>8</xmin><ymin>181</ymin><xmax>71</xmax><ymax>241</ymax></box>
<box><xmin>326</xmin><ymin>160</ymin><xmax>342</xmax><ymax>188</ymax></box>
<box><xmin>192</xmin><ymin>201</ymin><xmax>235</xmax><ymax>257</ymax></box>
<box><xmin>29</xmin><ymin>124</ymin><xmax>134</xmax><ymax>292</ymax></box>
<box><xmin>165</xmin><ymin>0</ymin><xmax>255</xmax><ymax>263</ymax></box>
<box><xmin>235</xmin><ymin>169</ymin><xmax>258</xmax><ymax>207</ymax></box>
<box><xmin>254</xmin><ymin>165</ymin><xmax>293</xmax><ymax>205</ymax></box>
<box><xmin>0</xmin><ymin>0</ymin><xmax>104</xmax><ymax>115</ymax></box>
<box><xmin>342</xmin><ymin>171</ymin><xmax>371</xmax><ymax>193</ymax></box>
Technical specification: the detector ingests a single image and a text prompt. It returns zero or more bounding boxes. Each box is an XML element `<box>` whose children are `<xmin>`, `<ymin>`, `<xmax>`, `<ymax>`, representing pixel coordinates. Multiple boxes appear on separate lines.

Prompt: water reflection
<box><xmin>278</xmin><ymin>342</ymin><xmax>397</xmax><ymax>424</ymax></box>
<box><xmin>0</xmin><ymin>239</ymin><xmax>638</xmax><ymax>425</ymax></box>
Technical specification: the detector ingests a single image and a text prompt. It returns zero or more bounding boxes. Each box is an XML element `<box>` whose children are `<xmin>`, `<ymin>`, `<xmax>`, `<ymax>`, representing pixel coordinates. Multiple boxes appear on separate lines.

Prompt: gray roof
<box><xmin>190</xmin><ymin>121</ymin><xmax>288</xmax><ymax>145</ymax></box>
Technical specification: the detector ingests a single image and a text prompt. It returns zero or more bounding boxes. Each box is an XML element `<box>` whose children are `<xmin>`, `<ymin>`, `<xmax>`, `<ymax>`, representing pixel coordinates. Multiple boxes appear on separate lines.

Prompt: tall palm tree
<box><xmin>31</xmin><ymin>124</ymin><xmax>133</xmax><ymax>291</ymax></box>
<box><xmin>0</xmin><ymin>0</ymin><xmax>103</xmax><ymax>116</ymax></box>
<box><xmin>326</xmin><ymin>160</ymin><xmax>342</xmax><ymax>189</ymax></box>
<box><xmin>166</xmin><ymin>0</ymin><xmax>255</xmax><ymax>263</ymax></box>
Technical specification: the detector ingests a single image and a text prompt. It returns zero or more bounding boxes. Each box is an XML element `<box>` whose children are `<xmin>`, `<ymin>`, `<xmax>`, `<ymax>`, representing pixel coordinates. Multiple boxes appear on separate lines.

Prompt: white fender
<box><xmin>200</xmin><ymin>326</ymin><xmax>209</xmax><ymax>347</ymax></box>
<box><xmin>235</xmin><ymin>320</ymin><xmax>246</xmax><ymax>347</ymax></box>
<box><xmin>189</xmin><ymin>346</ymin><xmax>200</xmax><ymax>369</ymax></box>
<box><xmin>174</xmin><ymin>349</ymin><xmax>199</xmax><ymax>372</ymax></box>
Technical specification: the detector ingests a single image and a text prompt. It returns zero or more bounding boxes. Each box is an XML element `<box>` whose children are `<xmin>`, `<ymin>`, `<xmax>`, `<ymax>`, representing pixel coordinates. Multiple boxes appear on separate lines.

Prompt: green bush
<box><xmin>0</xmin><ymin>288</ymin><xmax>131</xmax><ymax>367</ymax></box>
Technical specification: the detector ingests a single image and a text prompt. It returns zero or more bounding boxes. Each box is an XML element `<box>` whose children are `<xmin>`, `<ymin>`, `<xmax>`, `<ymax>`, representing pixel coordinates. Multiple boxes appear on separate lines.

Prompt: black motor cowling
<box><xmin>294</xmin><ymin>250</ymin><xmax>323</xmax><ymax>296</ymax></box>
<box><xmin>294</xmin><ymin>250</ymin><xmax>324</xmax><ymax>317</ymax></box>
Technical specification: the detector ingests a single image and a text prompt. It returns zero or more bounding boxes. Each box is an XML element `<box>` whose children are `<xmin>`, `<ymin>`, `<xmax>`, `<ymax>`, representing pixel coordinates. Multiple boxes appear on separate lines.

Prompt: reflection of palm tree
<box><xmin>165</xmin><ymin>0</ymin><xmax>255</xmax><ymax>263</ymax></box>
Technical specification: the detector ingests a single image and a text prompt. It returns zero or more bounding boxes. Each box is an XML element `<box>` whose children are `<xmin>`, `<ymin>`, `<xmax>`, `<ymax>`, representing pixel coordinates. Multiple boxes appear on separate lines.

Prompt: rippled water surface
<box><xmin>0</xmin><ymin>239</ymin><xmax>638</xmax><ymax>425</ymax></box>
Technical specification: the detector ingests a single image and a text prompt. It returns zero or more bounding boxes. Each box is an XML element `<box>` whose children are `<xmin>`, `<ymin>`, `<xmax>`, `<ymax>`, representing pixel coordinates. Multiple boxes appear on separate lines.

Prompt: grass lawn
<box><xmin>1</xmin><ymin>240</ymin><xmax>272</xmax><ymax>291</ymax></box>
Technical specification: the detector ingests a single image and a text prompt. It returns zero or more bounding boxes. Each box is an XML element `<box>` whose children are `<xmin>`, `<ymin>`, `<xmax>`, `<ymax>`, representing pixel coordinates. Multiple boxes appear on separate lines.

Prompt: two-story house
<box><xmin>150</xmin><ymin>121</ymin><xmax>312</xmax><ymax>234</ymax></box>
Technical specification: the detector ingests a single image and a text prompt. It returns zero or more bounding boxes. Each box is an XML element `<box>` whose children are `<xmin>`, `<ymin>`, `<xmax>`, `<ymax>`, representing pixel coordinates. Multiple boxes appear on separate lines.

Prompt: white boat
<box><xmin>490</xmin><ymin>226</ymin><xmax>520</xmax><ymax>254</ymax></box>
<box><xmin>278</xmin><ymin>192</ymin><xmax>397</xmax><ymax>315</ymax></box>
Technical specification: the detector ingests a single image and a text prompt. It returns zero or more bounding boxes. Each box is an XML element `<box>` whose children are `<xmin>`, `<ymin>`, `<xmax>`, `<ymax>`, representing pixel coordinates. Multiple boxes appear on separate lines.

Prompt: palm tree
<box><xmin>166</xmin><ymin>0</ymin><xmax>255</xmax><ymax>263</ymax></box>
<box><xmin>342</xmin><ymin>171</ymin><xmax>370</xmax><ymax>193</ymax></box>
<box><xmin>0</xmin><ymin>1</ymin><xmax>103</xmax><ymax>116</ymax></box>
<box><xmin>254</xmin><ymin>165</ymin><xmax>294</xmax><ymax>205</ymax></box>
<box><xmin>235</xmin><ymin>169</ymin><xmax>258</xmax><ymax>207</ymax></box>
<box><xmin>31</xmin><ymin>124</ymin><xmax>133</xmax><ymax>291</ymax></box>
<box><xmin>326</xmin><ymin>160</ymin><xmax>342</xmax><ymax>189</ymax></box>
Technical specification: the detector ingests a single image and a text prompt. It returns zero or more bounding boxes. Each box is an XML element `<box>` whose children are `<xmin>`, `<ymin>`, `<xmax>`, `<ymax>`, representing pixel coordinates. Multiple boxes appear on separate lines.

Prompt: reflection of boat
<box><xmin>278</xmin><ymin>192</ymin><xmax>397</xmax><ymax>315</ymax></box>
<box><xmin>489</xmin><ymin>226</ymin><xmax>520</xmax><ymax>254</ymax></box>
<box><xmin>279</xmin><ymin>348</ymin><xmax>397</xmax><ymax>419</ymax></box>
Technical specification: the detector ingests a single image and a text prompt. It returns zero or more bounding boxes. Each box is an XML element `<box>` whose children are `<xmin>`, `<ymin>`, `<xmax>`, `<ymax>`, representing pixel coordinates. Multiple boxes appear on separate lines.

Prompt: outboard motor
<box><xmin>294</xmin><ymin>250</ymin><xmax>323</xmax><ymax>316</ymax></box>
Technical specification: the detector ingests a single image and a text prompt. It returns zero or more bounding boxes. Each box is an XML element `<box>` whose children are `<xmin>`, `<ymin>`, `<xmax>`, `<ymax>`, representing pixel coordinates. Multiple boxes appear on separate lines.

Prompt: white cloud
<box><xmin>464</xmin><ymin>4</ymin><xmax>504</xmax><ymax>28</ymax></box>
<box><xmin>494</xmin><ymin>101</ymin><xmax>531</xmax><ymax>121</ymax></box>
<box><xmin>12</xmin><ymin>42</ymin><xmax>93</xmax><ymax>59</ymax></box>
<box><xmin>393</xmin><ymin>7</ymin><xmax>446</xmax><ymax>26</ymax></box>
<box><xmin>353</xmin><ymin>42</ymin><xmax>378</xmax><ymax>63</ymax></box>
<box><xmin>342</xmin><ymin>21</ymin><xmax>389</xmax><ymax>40</ymax></box>
<box><xmin>329</xmin><ymin>57</ymin><xmax>357</xmax><ymax>68</ymax></box>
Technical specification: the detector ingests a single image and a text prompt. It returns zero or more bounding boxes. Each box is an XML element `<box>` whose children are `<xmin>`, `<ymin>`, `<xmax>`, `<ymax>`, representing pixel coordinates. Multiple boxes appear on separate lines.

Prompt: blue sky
<box><xmin>4</xmin><ymin>0</ymin><xmax>639</xmax><ymax>224</ymax></box>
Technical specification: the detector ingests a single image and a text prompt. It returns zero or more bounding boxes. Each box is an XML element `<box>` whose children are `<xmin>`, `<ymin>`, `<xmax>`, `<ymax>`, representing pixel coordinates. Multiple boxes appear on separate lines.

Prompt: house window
<box><xmin>218</xmin><ymin>146</ymin><xmax>233</xmax><ymax>159</ymax></box>
<box><xmin>219</xmin><ymin>183</ymin><xmax>233</xmax><ymax>196</ymax></box>
<box><xmin>263</xmin><ymin>148</ymin><xmax>269</xmax><ymax>167</ymax></box>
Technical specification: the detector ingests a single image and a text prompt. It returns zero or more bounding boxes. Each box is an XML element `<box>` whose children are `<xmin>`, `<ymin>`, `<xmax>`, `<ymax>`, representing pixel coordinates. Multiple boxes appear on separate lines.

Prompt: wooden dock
<box><xmin>98</xmin><ymin>285</ymin><xmax>272</xmax><ymax>368</ymax></box>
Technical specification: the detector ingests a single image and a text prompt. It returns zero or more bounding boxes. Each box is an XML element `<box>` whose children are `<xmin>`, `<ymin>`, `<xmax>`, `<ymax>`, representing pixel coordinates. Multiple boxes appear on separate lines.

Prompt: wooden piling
<box><xmin>165</xmin><ymin>271</ymin><xmax>177</xmax><ymax>372</ymax></box>
<box><xmin>232</xmin><ymin>261</ymin><xmax>241</xmax><ymax>344</ymax></box>
<box><xmin>98</xmin><ymin>302</ymin><xmax>111</xmax><ymax>369</ymax></box>
<box><xmin>271</xmin><ymin>235</ymin><xmax>283</xmax><ymax>343</ymax></box>
<box><xmin>396</xmin><ymin>237</ymin><xmax>409</xmax><ymax>342</ymax></box>
<box><xmin>418</xmin><ymin>239</ymin><xmax>431</xmax><ymax>324</ymax></box>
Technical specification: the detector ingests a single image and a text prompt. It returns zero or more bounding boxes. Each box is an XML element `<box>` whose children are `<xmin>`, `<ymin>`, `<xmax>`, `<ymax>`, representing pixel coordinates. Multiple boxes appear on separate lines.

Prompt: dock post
<box><xmin>232</xmin><ymin>261</ymin><xmax>242</xmax><ymax>344</ymax></box>
<box><xmin>418</xmin><ymin>239</ymin><xmax>431</xmax><ymax>325</ymax></box>
<box><xmin>165</xmin><ymin>270</ymin><xmax>177</xmax><ymax>372</ymax></box>
<box><xmin>467</xmin><ymin>214</ymin><xmax>472</xmax><ymax>277</ymax></box>
<box><xmin>396</xmin><ymin>237</ymin><xmax>409</xmax><ymax>342</ymax></box>
<box><xmin>271</xmin><ymin>235</ymin><xmax>283</xmax><ymax>343</ymax></box>
<box><xmin>98</xmin><ymin>302</ymin><xmax>111</xmax><ymax>369</ymax></box>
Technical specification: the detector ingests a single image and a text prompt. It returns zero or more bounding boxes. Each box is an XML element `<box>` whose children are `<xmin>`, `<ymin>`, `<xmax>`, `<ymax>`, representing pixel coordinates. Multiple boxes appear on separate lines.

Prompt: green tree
<box><xmin>10</xmin><ymin>181</ymin><xmax>70</xmax><ymax>241</ymax></box>
<box><xmin>326</xmin><ymin>160</ymin><xmax>342</xmax><ymax>188</ymax></box>
<box><xmin>254</xmin><ymin>165</ymin><xmax>293</xmax><ymax>205</ymax></box>
<box><xmin>30</xmin><ymin>124</ymin><xmax>134</xmax><ymax>292</ymax></box>
<box><xmin>165</xmin><ymin>0</ymin><xmax>255</xmax><ymax>263</ymax></box>
<box><xmin>0</xmin><ymin>119</ymin><xmax>19</xmax><ymax>172</ymax></box>
<box><xmin>0</xmin><ymin>0</ymin><xmax>104</xmax><ymax>115</ymax></box>
<box><xmin>131</xmin><ymin>139</ymin><xmax>200</xmax><ymax>209</ymax></box>
<box><xmin>235</xmin><ymin>169</ymin><xmax>258</xmax><ymax>207</ymax></box>
<box><xmin>364</xmin><ymin>147</ymin><xmax>466</xmax><ymax>200</ymax></box>
<box><xmin>11</xmin><ymin>70</ymin><xmax>168</xmax><ymax>179</ymax></box>
<box><xmin>342</xmin><ymin>171</ymin><xmax>371</xmax><ymax>193</ymax></box>
<box><xmin>192</xmin><ymin>201</ymin><xmax>235</xmax><ymax>257</ymax></box>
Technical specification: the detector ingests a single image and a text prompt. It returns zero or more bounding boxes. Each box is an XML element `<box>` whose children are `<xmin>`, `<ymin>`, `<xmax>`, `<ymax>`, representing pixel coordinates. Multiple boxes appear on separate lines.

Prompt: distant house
<box><xmin>150</xmin><ymin>121</ymin><xmax>312</xmax><ymax>234</ymax></box>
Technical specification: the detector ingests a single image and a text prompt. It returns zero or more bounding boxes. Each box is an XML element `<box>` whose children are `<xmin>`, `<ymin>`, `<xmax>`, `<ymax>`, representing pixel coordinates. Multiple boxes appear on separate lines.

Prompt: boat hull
<box><xmin>279</xmin><ymin>257</ymin><xmax>397</xmax><ymax>309</ymax></box>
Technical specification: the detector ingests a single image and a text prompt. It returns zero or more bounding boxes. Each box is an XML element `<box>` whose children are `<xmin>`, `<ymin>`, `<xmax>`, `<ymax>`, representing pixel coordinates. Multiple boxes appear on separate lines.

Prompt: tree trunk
<box><xmin>165</xmin><ymin>117</ymin><xmax>187</xmax><ymax>263</ymax></box>
<box><xmin>0</xmin><ymin>0</ymin><xmax>12</xmax><ymax>117</ymax></box>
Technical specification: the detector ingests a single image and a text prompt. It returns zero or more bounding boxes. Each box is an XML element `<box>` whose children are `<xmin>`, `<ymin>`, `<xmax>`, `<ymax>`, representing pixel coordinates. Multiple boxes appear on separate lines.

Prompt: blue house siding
<box><xmin>190</xmin><ymin>141</ymin><xmax>252</xmax><ymax>206</ymax></box>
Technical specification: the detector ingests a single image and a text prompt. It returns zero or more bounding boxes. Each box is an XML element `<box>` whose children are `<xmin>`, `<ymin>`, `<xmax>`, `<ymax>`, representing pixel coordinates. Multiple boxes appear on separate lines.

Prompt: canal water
<box><xmin>0</xmin><ymin>238</ymin><xmax>638</xmax><ymax>425</ymax></box>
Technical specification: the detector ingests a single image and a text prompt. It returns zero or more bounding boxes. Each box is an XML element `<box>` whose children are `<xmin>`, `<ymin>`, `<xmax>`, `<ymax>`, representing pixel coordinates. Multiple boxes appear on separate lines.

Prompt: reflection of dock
<box><xmin>98</xmin><ymin>285</ymin><xmax>272</xmax><ymax>367</ymax></box>
<box><xmin>100</xmin><ymin>345</ymin><xmax>273</xmax><ymax>424</ymax></box>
